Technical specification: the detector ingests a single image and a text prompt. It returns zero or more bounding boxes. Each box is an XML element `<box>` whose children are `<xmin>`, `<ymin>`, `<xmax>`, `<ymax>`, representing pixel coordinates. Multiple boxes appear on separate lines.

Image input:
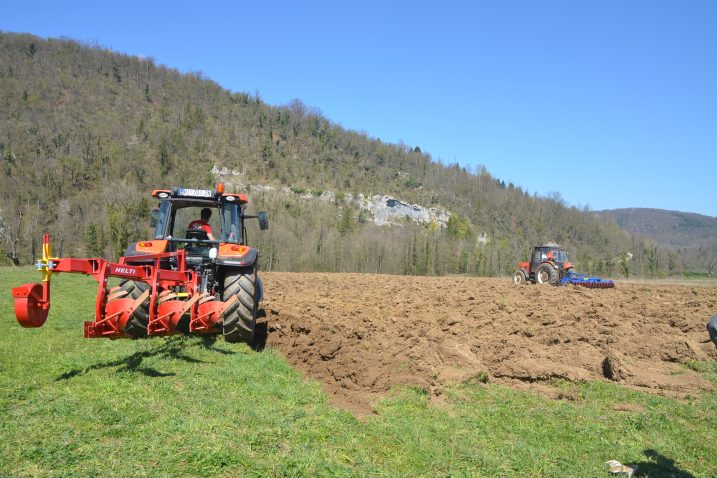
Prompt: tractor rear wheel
<box><xmin>537</xmin><ymin>264</ymin><xmax>559</xmax><ymax>285</ymax></box>
<box><xmin>221</xmin><ymin>266</ymin><xmax>258</xmax><ymax>344</ymax></box>
<box><xmin>112</xmin><ymin>280</ymin><xmax>150</xmax><ymax>337</ymax></box>
<box><xmin>513</xmin><ymin>269</ymin><xmax>527</xmax><ymax>285</ymax></box>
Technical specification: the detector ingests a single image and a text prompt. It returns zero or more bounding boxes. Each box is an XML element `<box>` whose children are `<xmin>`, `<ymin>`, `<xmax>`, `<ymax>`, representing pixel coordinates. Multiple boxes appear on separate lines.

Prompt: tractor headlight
<box><xmin>209</xmin><ymin>247</ymin><xmax>218</xmax><ymax>260</ymax></box>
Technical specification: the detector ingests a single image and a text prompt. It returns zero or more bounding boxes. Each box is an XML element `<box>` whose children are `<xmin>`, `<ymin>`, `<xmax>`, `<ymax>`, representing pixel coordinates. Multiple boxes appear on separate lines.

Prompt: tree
<box><xmin>644</xmin><ymin>244</ymin><xmax>659</xmax><ymax>278</ymax></box>
<box><xmin>707</xmin><ymin>255</ymin><xmax>717</xmax><ymax>277</ymax></box>
<box><xmin>83</xmin><ymin>224</ymin><xmax>106</xmax><ymax>257</ymax></box>
<box><xmin>338</xmin><ymin>206</ymin><xmax>356</xmax><ymax>235</ymax></box>
<box><xmin>0</xmin><ymin>208</ymin><xmax>21</xmax><ymax>265</ymax></box>
<box><xmin>158</xmin><ymin>139</ymin><xmax>171</xmax><ymax>176</ymax></box>
<box><xmin>446</xmin><ymin>214</ymin><xmax>470</xmax><ymax>240</ymax></box>
<box><xmin>618</xmin><ymin>253</ymin><xmax>630</xmax><ymax>278</ymax></box>
<box><xmin>458</xmin><ymin>248</ymin><xmax>469</xmax><ymax>274</ymax></box>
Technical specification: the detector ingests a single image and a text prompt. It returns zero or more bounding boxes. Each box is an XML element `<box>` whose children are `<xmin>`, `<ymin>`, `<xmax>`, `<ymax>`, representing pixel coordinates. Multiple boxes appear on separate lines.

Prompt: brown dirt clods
<box><xmin>262</xmin><ymin>272</ymin><xmax>717</xmax><ymax>414</ymax></box>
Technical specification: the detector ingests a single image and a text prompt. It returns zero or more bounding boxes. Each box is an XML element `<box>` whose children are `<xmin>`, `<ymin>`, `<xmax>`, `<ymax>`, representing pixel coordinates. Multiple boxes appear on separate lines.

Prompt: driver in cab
<box><xmin>187</xmin><ymin>208</ymin><xmax>215</xmax><ymax>241</ymax></box>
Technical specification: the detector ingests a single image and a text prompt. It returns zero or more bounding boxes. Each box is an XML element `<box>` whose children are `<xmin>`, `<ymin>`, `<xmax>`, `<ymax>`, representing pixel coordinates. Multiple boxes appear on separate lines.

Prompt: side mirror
<box><xmin>258</xmin><ymin>211</ymin><xmax>269</xmax><ymax>230</ymax></box>
<box><xmin>150</xmin><ymin>208</ymin><xmax>160</xmax><ymax>227</ymax></box>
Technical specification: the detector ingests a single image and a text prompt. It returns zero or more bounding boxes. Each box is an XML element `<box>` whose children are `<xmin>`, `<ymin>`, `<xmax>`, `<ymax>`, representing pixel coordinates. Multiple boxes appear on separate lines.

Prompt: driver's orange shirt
<box><xmin>187</xmin><ymin>219</ymin><xmax>213</xmax><ymax>235</ymax></box>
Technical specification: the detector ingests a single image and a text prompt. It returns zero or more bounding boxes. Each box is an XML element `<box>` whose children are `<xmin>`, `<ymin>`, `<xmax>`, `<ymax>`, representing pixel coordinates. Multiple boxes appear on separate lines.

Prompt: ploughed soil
<box><xmin>261</xmin><ymin>272</ymin><xmax>717</xmax><ymax>415</ymax></box>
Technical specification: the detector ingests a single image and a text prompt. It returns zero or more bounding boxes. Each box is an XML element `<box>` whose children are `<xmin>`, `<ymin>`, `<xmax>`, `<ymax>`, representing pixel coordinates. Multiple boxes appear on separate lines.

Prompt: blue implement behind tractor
<box><xmin>560</xmin><ymin>270</ymin><xmax>615</xmax><ymax>288</ymax></box>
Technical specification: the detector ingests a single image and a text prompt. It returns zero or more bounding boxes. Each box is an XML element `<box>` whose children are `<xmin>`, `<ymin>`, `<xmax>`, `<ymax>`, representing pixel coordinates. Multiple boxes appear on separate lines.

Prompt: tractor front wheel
<box><xmin>221</xmin><ymin>266</ymin><xmax>258</xmax><ymax>344</ymax></box>
<box><xmin>513</xmin><ymin>269</ymin><xmax>527</xmax><ymax>285</ymax></box>
<box><xmin>537</xmin><ymin>264</ymin><xmax>559</xmax><ymax>285</ymax></box>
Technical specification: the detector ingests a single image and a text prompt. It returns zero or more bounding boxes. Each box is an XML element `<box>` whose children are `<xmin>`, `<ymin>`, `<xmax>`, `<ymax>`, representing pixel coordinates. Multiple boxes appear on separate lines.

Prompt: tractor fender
<box><xmin>123</xmin><ymin>240</ymin><xmax>169</xmax><ymax>259</ymax></box>
<box><xmin>216</xmin><ymin>245</ymin><xmax>258</xmax><ymax>268</ymax></box>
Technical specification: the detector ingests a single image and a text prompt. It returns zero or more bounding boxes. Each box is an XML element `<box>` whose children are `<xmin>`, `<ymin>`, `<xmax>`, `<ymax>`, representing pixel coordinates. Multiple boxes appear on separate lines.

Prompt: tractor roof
<box><xmin>535</xmin><ymin>244</ymin><xmax>564</xmax><ymax>250</ymax></box>
<box><xmin>151</xmin><ymin>187</ymin><xmax>248</xmax><ymax>204</ymax></box>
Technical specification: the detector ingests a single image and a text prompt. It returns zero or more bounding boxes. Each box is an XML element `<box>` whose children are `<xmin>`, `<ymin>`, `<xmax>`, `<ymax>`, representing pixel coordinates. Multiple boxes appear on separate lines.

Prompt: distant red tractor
<box><xmin>513</xmin><ymin>245</ymin><xmax>614</xmax><ymax>288</ymax></box>
<box><xmin>513</xmin><ymin>245</ymin><xmax>572</xmax><ymax>285</ymax></box>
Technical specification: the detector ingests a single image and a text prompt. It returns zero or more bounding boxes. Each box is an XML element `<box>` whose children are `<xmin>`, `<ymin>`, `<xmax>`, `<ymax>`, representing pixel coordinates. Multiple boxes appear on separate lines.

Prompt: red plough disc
<box><xmin>104</xmin><ymin>297</ymin><xmax>136</xmax><ymax>336</ymax></box>
<box><xmin>12</xmin><ymin>283</ymin><xmax>49</xmax><ymax>328</ymax></box>
<box><xmin>194</xmin><ymin>300</ymin><xmax>226</xmax><ymax>333</ymax></box>
<box><xmin>157</xmin><ymin>300</ymin><xmax>189</xmax><ymax>332</ymax></box>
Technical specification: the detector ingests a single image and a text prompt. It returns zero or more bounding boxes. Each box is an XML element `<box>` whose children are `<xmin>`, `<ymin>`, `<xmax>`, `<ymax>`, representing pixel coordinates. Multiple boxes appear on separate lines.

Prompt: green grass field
<box><xmin>1</xmin><ymin>267</ymin><xmax>716</xmax><ymax>477</ymax></box>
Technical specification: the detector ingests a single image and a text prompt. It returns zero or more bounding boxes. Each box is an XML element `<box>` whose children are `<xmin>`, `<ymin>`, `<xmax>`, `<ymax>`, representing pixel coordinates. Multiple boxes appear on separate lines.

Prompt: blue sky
<box><xmin>3</xmin><ymin>1</ymin><xmax>716</xmax><ymax>216</ymax></box>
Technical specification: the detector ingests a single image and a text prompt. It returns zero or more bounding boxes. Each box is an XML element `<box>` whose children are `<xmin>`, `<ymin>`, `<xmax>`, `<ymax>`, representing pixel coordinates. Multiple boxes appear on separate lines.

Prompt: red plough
<box><xmin>13</xmin><ymin>235</ymin><xmax>236</xmax><ymax>338</ymax></box>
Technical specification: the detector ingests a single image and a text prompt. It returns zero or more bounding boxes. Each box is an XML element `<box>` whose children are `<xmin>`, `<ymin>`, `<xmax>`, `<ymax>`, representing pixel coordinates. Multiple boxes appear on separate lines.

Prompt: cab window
<box><xmin>220</xmin><ymin>204</ymin><xmax>242</xmax><ymax>244</ymax></box>
<box><xmin>172</xmin><ymin>206</ymin><xmax>220</xmax><ymax>239</ymax></box>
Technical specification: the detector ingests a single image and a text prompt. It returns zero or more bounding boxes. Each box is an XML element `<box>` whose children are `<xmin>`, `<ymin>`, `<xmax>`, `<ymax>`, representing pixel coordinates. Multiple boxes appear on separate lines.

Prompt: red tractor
<box><xmin>11</xmin><ymin>185</ymin><xmax>269</xmax><ymax>344</ymax></box>
<box><xmin>513</xmin><ymin>245</ymin><xmax>573</xmax><ymax>285</ymax></box>
<box><xmin>513</xmin><ymin>245</ymin><xmax>615</xmax><ymax>288</ymax></box>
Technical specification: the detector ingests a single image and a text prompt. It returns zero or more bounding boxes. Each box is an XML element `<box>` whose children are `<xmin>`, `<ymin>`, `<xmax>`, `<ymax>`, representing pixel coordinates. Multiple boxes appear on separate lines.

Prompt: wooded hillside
<box><xmin>0</xmin><ymin>32</ymin><xmax>706</xmax><ymax>277</ymax></box>
<box><xmin>599</xmin><ymin>208</ymin><xmax>717</xmax><ymax>248</ymax></box>
<box><xmin>597</xmin><ymin>208</ymin><xmax>717</xmax><ymax>277</ymax></box>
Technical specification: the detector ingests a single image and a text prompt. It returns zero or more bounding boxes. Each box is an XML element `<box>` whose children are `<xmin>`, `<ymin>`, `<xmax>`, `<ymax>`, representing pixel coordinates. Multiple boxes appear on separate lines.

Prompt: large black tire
<box><xmin>537</xmin><ymin>264</ymin><xmax>559</xmax><ymax>285</ymax></box>
<box><xmin>221</xmin><ymin>266</ymin><xmax>258</xmax><ymax>344</ymax></box>
<box><xmin>111</xmin><ymin>280</ymin><xmax>150</xmax><ymax>337</ymax></box>
<box><xmin>513</xmin><ymin>269</ymin><xmax>527</xmax><ymax>285</ymax></box>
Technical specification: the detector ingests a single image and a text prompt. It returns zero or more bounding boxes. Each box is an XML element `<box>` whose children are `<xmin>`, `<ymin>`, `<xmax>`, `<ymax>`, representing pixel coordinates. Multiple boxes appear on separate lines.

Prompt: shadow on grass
<box><xmin>635</xmin><ymin>449</ymin><xmax>696</xmax><ymax>478</ymax></box>
<box><xmin>56</xmin><ymin>335</ymin><xmax>229</xmax><ymax>380</ymax></box>
<box><xmin>56</xmin><ymin>311</ymin><xmax>269</xmax><ymax>380</ymax></box>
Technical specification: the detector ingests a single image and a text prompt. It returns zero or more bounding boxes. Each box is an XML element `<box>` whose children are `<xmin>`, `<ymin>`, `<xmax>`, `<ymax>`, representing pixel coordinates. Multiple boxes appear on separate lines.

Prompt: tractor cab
<box><xmin>144</xmin><ymin>187</ymin><xmax>267</xmax><ymax>270</ymax></box>
<box><xmin>122</xmin><ymin>186</ymin><xmax>268</xmax><ymax>274</ymax></box>
<box><xmin>530</xmin><ymin>246</ymin><xmax>569</xmax><ymax>273</ymax></box>
<box><xmin>152</xmin><ymin>187</ymin><xmax>244</xmax><ymax>243</ymax></box>
<box><xmin>164</xmin><ymin>202</ymin><xmax>221</xmax><ymax>266</ymax></box>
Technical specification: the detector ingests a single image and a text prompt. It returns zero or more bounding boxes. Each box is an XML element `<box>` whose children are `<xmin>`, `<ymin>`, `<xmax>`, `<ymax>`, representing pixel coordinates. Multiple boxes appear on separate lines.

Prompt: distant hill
<box><xmin>597</xmin><ymin>208</ymin><xmax>717</xmax><ymax>248</ymax></box>
<box><xmin>0</xmin><ymin>32</ymin><xmax>707</xmax><ymax>276</ymax></box>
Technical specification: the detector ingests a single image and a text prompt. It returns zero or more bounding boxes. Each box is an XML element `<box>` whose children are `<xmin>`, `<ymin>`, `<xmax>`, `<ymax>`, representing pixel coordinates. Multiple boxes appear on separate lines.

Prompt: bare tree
<box><xmin>0</xmin><ymin>207</ymin><xmax>22</xmax><ymax>265</ymax></box>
